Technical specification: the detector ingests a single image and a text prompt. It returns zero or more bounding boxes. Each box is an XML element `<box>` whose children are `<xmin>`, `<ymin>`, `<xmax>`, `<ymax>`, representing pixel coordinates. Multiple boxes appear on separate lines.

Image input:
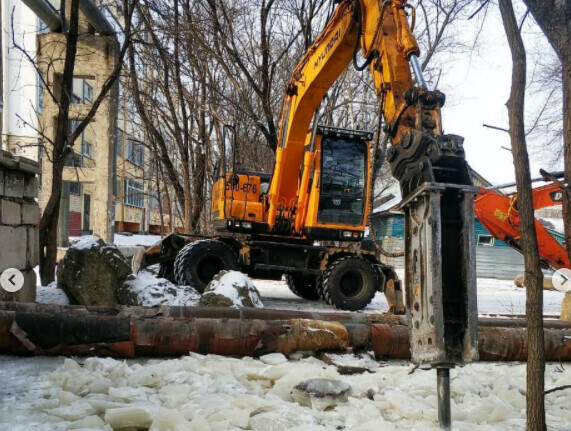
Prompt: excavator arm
<box><xmin>475</xmin><ymin>182</ymin><xmax>569</xmax><ymax>269</ymax></box>
<box><xmin>269</xmin><ymin>0</ymin><xmax>479</xmax><ymax>367</ymax></box>
<box><xmin>268</xmin><ymin>0</ymin><xmax>449</xmax><ymax>230</ymax></box>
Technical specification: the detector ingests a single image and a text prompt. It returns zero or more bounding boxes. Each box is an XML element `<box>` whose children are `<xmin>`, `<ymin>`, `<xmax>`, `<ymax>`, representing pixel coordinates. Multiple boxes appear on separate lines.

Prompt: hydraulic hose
<box><xmin>352</xmin><ymin>0</ymin><xmax>376</xmax><ymax>71</ymax></box>
<box><xmin>367</xmin><ymin>95</ymin><xmax>405</xmax><ymax>258</ymax></box>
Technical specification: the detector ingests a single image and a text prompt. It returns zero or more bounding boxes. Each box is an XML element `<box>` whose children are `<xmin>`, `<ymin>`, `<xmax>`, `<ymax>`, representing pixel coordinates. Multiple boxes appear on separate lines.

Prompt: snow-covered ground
<box><xmin>12</xmin><ymin>251</ymin><xmax>571</xmax><ymax>430</ymax></box>
<box><xmin>256</xmin><ymin>269</ymin><xmax>565</xmax><ymax>317</ymax></box>
<box><xmin>35</xmin><ymin>266</ymin><xmax>566</xmax><ymax>316</ymax></box>
<box><xmin>0</xmin><ymin>353</ymin><xmax>570</xmax><ymax>430</ymax></box>
<box><xmin>70</xmin><ymin>234</ymin><xmax>162</xmax><ymax>247</ymax></box>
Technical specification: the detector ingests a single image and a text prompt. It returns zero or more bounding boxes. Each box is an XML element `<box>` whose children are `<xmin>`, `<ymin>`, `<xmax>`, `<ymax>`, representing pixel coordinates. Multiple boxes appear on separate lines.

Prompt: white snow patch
<box><xmin>324</xmin><ymin>352</ymin><xmax>381</xmax><ymax>373</ymax></box>
<box><xmin>70</xmin><ymin>237</ymin><xmax>100</xmax><ymax>251</ymax></box>
<box><xmin>70</xmin><ymin>234</ymin><xmax>162</xmax><ymax>247</ymax></box>
<box><xmin>540</xmin><ymin>217</ymin><xmax>564</xmax><ymax>234</ymax></box>
<box><xmin>36</xmin><ymin>282</ymin><xmax>69</xmax><ymax>305</ymax></box>
<box><xmin>204</xmin><ymin>271</ymin><xmax>264</xmax><ymax>308</ymax></box>
<box><xmin>32</xmin><ymin>266</ymin><xmax>565</xmax><ymax>317</ymax></box>
<box><xmin>259</xmin><ymin>353</ymin><xmax>288</xmax><ymax>365</ymax></box>
<box><xmin>1</xmin><ymin>355</ymin><xmax>570</xmax><ymax>430</ymax></box>
<box><xmin>123</xmin><ymin>270</ymin><xmax>200</xmax><ymax>307</ymax></box>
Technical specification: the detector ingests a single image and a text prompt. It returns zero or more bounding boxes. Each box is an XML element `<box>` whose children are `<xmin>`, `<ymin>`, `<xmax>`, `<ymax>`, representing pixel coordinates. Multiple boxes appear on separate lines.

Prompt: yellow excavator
<box><xmin>135</xmin><ymin>0</ymin><xmax>479</xmax><ymax>366</ymax></box>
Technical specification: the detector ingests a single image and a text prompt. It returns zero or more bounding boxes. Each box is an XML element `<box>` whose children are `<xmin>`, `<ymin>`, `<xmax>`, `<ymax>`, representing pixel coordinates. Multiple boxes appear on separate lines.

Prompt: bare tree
<box><xmin>499</xmin><ymin>1</ymin><xmax>545</xmax><ymax>429</ymax></box>
<box><xmin>12</xmin><ymin>0</ymin><xmax>138</xmax><ymax>284</ymax></box>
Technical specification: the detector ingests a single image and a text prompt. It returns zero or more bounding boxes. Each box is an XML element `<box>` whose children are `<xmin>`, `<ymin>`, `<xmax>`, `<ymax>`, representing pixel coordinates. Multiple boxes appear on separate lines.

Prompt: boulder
<box><xmin>513</xmin><ymin>274</ymin><xmax>555</xmax><ymax>290</ymax></box>
<box><xmin>199</xmin><ymin>270</ymin><xmax>263</xmax><ymax>308</ymax></box>
<box><xmin>117</xmin><ymin>270</ymin><xmax>200</xmax><ymax>306</ymax></box>
<box><xmin>291</xmin><ymin>378</ymin><xmax>351</xmax><ymax>411</ymax></box>
<box><xmin>57</xmin><ymin>238</ymin><xmax>131</xmax><ymax>306</ymax></box>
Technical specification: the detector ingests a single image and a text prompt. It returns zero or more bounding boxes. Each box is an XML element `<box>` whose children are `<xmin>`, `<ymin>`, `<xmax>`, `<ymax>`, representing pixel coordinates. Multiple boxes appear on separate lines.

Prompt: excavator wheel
<box><xmin>285</xmin><ymin>273</ymin><xmax>320</xmax><ymax>301</ymax></box>
<box><xmin>319</xmin><ymin>256</ymin><xmax>378</xmax><ymax>311</ymax></box>
<box><xmin>174</xmin><ymin>239</ymin><xmax>239</xmax><ymax>293</ymax></box>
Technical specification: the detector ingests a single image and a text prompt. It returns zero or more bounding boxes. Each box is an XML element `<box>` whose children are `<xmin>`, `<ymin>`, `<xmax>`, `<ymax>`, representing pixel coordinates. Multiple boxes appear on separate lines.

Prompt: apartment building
<box><xmin>1</xmin><ymin>0</ymin><xmax>176</xmax><ymax>240</ymax></box>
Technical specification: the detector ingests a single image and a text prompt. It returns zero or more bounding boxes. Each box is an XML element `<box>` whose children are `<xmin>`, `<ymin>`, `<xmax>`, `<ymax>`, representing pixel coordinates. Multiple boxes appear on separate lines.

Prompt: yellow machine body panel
<box><xmin>211</xmin><ymin>173</ymin><xmax>264</xmax><ymax>227</ymax></box>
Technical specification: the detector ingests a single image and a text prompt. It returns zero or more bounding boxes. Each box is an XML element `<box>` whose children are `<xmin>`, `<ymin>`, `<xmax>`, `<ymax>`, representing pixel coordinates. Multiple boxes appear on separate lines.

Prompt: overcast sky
<box><xmin>430</xmin><ymin>3</ymin><xmax>562</xmax><ymax>186</ymax></box>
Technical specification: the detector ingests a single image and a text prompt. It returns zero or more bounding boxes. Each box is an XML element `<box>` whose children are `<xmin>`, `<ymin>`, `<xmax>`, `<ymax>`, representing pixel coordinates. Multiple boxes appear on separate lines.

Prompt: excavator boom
<box><xmin>475</xmin><ymin>182</ymin><xmax>569</xmax><ymax>269</ymax></box>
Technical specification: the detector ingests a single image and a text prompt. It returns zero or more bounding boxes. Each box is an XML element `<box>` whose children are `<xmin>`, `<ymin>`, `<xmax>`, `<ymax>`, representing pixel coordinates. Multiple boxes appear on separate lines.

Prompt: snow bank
<box><xmin>36</xmin><ymin>282</ymin><xmax>70</xmax><ymax>305</ymax></box>
<box><xmin>119</xmin><ymin>270</ymin><xmax>200</xmax><ymax>307</ymax></box>
<box><xmin>70</xmin><ymin>234</ymin><xmax>162</xmax><ymax>247</ymax></box>
<box><xmin>70</xmin><ymin>237</ymin><xmax>100</xmax><ymax>251</ymax></box>
<box><xmin>1</xmin><ymin>354</ymin><xmax>570</xmax><ymax>430</ymax></box>
<box><xmin>201</xmin><ymin>270</ymin><xmax>264</xmax><ymax>308</ymax></box>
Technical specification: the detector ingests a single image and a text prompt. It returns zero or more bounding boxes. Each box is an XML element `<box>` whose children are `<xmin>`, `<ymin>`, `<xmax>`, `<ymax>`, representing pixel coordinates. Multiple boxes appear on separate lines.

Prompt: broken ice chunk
<box><xmin>259</xmin><ymin>353</ymin><xmax>288</xmax><ymax>365</ymax></box>
<box><xmin>291</xmin><ymin>378</ymin><xmax>351</xmax><ymax>411</ymax></box>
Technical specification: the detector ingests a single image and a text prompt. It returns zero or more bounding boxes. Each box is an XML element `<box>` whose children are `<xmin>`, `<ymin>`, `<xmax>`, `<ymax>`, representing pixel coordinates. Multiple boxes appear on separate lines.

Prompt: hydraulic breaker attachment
<box><xmin>387</xmin><ymin>129</ymin><xmax>479</xmax><ymax>365</ymax></box>
<box><xmin>399</xmin><ymin>182</ymin><xmax>479</xmax><ymax>364</ymax></box>
<box><xmin>389</xmin><ymin>129</ymin><xmax>479</xmax><ymax>430</ymax></box>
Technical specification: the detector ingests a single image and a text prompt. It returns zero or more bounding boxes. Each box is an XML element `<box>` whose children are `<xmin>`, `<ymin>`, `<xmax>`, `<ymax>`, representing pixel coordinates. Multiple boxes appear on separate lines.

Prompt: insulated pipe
<box><xmin>371</xmin><ymin>324</ymin><xmax>571</xmax><ymax>361</ymax></box>
<box><xmin>1</xmin><ymin>302</ymin><xmax>571</xmax><ymax>360</ymax></box>
<box><xmin>485</xmin><ymin>170</ymin><xmax>565</xmax><ymax>190</ymax></box>
<box><xmin>78</xmin><ymin>0</ymin><xmax>115</xmax><ymax>36</ymax></box>
<box><xmin>1</xmin><ymin>302</ymin><xmax>570</xmax><ymax>329</ymax></box>
<box><xmin>21</xmin><ymin>0</ymin><xmax>62</xmax><ymax>32</ymax></box>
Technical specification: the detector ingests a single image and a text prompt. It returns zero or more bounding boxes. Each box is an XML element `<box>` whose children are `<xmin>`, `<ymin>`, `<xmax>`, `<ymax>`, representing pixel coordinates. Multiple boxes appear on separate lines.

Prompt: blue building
<box><xmin>372</xmin><ymin>212</ymin><xmax>564</xmax><ymax>280</ymax></box>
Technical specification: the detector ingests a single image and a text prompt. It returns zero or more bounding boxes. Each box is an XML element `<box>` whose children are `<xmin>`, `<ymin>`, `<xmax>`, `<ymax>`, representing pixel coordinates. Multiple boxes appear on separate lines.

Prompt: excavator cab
<box><xmin>298</xmin><ymin>126</ymin><xmax>372</xmax><ymax>241</ymax></box>
<box><xmin>211</xmin><ymin>124</ymin><xmax>372</xmax><ymax>241</ymax></box>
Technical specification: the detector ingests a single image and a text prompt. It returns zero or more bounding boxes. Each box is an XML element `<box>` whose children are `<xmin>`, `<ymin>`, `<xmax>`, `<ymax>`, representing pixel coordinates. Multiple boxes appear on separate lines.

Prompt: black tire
<box><xmin>318</xmin><ymin>256</ymin><xmax>378</xmax><ymax>311</ymax></box>
<box><xmin>285</xmin><ymin>273</ymin><xmax>320</xmax><ymax>301</ymax></box>
<box><xmin>174</xmin><ymin>240</ymin><xmax>239</xmax><ymax>293</ymax></box>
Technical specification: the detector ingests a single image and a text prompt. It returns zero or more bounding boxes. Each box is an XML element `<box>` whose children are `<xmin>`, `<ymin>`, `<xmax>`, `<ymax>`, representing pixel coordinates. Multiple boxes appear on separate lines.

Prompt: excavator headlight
<box><xmin>242</xmin><ymin>222</ymin><xmax>252</xmax><ymax>229</ymax></box>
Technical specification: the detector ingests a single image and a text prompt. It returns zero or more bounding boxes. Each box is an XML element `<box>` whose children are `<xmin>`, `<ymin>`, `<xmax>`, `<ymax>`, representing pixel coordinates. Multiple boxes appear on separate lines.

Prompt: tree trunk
<box><xmin>563</xmin><ymin>58</ymin><xmax>571</xmax><ymax>263</ymax></box>
<box><xmin>499</xmin><ymin>1</ymin><xmax>546</xmax><ymax>429</ymax></box>
<box><xmin>39</xmin><ymin>0</ymin><xmax>80</xmax><ymax>285</ymax></box>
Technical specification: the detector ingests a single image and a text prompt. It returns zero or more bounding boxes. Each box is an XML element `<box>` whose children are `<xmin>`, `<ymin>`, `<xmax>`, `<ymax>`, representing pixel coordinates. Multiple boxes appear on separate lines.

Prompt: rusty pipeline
<box><xmin>1</xmin><ymin>302</ymin><xmax>571</xmax><ymax>360</ymax></box>
<box><xmin>371</xmin><ymin>324</ymin><xmax>571</xmax><ymax>361</ymax></box>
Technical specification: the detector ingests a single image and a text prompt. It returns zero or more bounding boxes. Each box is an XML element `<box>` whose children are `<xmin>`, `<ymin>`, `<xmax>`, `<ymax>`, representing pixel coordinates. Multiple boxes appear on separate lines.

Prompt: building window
<box><xmin>83</xmin><ymin>81</ymin><xmax>93</xmax><ymax>102</ymax></box>
<box><xmin>477</xmin><ymin>234</ymin><xmax>495</xmax><ymax>247</ymax></box>
<box><xmin>38</xmin><ymin>17</ymin><xmax>49</xmax><ymax>34</ymax></box>
<box><xmin>125</xmin><ymin>179</ymin><xmax>144</xmax><ymax>208</ymax></box>
<box><xmin>82</xmin><ymin>135</ymin><xmax>92</xmax><ymax>158</ymax></box>
<box><xmin>71</xmin><ymin>78</ymin><xmax>94</xmax><ymax>104</ymax></box>
<box><xmin>69</xmin><ymin>182</ymin><xmax>81</xmax><ymax>195</ymax></box>
<box><xmin>65</xmin><ymin>153</ymin><xmax>84</xmax><ymax>168</ymax></box>
<box><xmin>126</xmin><ymin>139</ymin><xmax>144</xmax><ymax>166</ymax></box>
<box><xmin>69</xmin><ymin>120</ymin><xmax>82</xmax><ymax>136</ymax></box>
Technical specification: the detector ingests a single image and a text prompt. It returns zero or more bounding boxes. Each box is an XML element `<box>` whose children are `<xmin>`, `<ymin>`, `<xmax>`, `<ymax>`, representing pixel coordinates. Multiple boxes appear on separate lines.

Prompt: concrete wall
<box><xmin>0</xmin><ymin>149</ymin><xmax>39</xmax><ymax>302</ymax></box>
